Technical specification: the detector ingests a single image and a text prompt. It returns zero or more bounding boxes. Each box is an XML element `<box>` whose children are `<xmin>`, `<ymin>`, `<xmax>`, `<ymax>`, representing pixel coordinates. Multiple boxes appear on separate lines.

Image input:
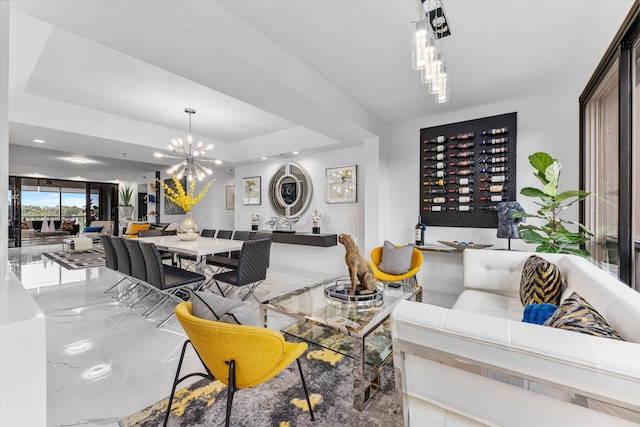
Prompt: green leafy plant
<box><xmin>119</xmin><ymin>186</ymin><xmax>134</xmax><ymax>206</ymax></box>
<box><xmin>513</xmin><ymin>152</ymin><xmax>593</xmax><ymax>257</ymax></box>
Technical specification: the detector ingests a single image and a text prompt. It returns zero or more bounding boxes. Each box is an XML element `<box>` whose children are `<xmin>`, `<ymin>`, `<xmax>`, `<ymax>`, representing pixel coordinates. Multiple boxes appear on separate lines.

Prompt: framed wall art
<box><xmin>163</xmin><ymin>177</ymin><xmax>187</xmax><ymax>215</ymax></box>
<box><xmin>326</xmin><ymin>165</ymin><xmax>357</xmax><ymax>203</ymax></box>
<box><xmin>226</xmin><ymin>185</ymin><xmax>235</xmax><ymax>210</ymax></box>
<box><xmin>243</xmin><ymin>176</ymin><xmax>261</xmax><ymax>205</ymax></box>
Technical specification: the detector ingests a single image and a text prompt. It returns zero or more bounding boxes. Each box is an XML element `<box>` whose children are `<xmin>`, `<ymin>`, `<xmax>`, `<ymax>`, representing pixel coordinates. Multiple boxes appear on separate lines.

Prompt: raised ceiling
<box><xmin>7</xmin><ymin>0</ymin><xmax>634</xmax><ymax>182</ymax></box>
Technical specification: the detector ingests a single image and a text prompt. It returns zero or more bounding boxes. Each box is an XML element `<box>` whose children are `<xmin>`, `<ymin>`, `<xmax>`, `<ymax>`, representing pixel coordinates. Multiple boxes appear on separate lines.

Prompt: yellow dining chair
<box><xmin>369</xmin><ymin>245</ymin><xmax>423</xmax><ymax>285</ymax></box>
<box><xmin>163</xmin><ymin>302</ymin><xmax>315</xmax><ymax>427</ymax></box>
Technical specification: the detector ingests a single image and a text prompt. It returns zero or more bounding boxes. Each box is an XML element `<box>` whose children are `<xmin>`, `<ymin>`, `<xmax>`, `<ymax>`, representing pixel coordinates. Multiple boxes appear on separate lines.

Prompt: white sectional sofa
<box><xmin>391</xmin><ymin>249</ymin><xmax>640</xmax><ymax>426</ymax></box>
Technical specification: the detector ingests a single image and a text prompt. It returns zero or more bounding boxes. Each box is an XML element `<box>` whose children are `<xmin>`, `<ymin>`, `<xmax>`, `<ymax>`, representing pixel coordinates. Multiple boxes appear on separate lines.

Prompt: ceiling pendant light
<box><xmin>154</xmin><ymin>108</ymin><xmax>217</xmax><ymax>181</ymax></box>
<box><xmin>412</xmin><ymin>0</ymin><xmax>451</xmax><ymax>103</ymax></box>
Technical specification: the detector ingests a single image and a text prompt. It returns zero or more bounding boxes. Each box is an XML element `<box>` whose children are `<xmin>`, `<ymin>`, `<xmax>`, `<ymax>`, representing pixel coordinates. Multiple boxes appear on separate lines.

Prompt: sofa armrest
<box><xmin>391</xmin><ymin>300</ymin><xmax>640</xmax><ymax>414</ymax></box>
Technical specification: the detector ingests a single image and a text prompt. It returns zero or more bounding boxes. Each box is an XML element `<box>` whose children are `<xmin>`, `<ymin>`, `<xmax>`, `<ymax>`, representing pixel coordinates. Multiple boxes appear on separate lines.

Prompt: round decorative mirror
<box><xmin>269</xmin><ymin>162</ymin><xmax>313</xmax><ymax>218</ymax></box>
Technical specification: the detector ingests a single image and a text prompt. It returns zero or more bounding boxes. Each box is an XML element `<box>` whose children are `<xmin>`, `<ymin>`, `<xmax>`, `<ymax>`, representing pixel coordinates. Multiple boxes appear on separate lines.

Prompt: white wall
<box><xmin>384</xmin><ymin>87</ymin><xmax>582</xmax><ymax>253</ymax></box>
<box><xmin>234</xmin><ymin>146</ymin><xmax>365</xmax><ymax>275</ymax></box>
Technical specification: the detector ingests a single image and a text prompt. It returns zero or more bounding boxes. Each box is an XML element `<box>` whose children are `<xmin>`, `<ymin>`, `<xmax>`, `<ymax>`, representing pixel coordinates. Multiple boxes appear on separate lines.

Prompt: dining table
<box><xmin>136</xmin><ymin>235</ymin><xmax>244</xmax><ymax>274</ymax></box>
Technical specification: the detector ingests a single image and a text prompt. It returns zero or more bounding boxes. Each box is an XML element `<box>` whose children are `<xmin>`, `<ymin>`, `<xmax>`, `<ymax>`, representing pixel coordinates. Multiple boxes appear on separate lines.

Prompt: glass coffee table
<box><xmin>260</xmin><ymin>275</ymin><xmax>421</xmax><ymax>410</ymax></box>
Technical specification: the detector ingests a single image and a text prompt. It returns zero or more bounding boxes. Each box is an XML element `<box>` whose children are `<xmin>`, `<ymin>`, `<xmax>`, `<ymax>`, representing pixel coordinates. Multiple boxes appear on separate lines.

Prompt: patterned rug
<box><xmin>120</xmin><ymin>342</ymin><xmax>401</xmax><ymax>427</ymax></box>
<box><xmin>41</xmin><ymin>249</ymin><xmax>105</xmax><ymax>270</ymax></box>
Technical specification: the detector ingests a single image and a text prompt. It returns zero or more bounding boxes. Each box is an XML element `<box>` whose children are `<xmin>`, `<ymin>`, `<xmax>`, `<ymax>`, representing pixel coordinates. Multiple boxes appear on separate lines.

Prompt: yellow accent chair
<box><xmin>163</xmin><ymin>302</ymin><xmax>315</xmax><ymax>427</ymax></box>
<box><xmin>369</xmin><ymin>245</ymin><xmax>423</xmax><ymax>285</ymax></box>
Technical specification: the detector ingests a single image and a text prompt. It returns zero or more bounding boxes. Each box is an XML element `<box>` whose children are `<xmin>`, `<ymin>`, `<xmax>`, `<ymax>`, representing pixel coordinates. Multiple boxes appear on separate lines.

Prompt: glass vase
<box><xmin>177</xmin><ymin>211</ymin><xmax>199</xmax><ymax>241</ymax></box>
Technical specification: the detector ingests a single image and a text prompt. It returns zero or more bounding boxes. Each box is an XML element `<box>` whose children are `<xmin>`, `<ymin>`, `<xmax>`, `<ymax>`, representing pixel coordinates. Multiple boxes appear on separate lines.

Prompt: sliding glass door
<box><xmin>580</xmin><ymin>5</ymin><xmax>639</xmax><ymax>289</ymax></box>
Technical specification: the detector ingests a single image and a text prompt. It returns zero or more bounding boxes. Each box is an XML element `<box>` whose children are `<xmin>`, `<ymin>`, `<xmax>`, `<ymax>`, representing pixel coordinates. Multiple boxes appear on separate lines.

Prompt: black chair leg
<box><xmin>296</xmin><ymin>358</ymin><xmax>315</xmax><ymax>421</ymax></box>
<box><xmin>163</xmin><ymin>340</ymin><xmax>190</xmax><ymax>427</ymax></box>
<box><xmin>225</xmin><ymin>360</ymin><xmax>236</xmax><ymax>427</ymax></box>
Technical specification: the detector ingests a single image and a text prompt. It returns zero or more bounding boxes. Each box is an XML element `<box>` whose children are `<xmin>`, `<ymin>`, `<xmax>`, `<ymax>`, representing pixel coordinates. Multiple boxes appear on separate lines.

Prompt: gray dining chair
<box><xmin>212</xmin><ymin>238</ymin><xmax>271</xmax><ymax>301</ymax></box>
<box><xmin>101</xmin><ymin>235</ymin><xmax>128</xmax><ymax>294</ymax></box>
<box><xmin>201</xmin><ymin>229</ymin><xmax>216</xmax><ymax>238</ymax></box>
<box><xmin>139</xmin><ymin>241</ymin><xmax>206</xmax><ymax>327</ymax></box>
<box><xmin>123</xmin><ymin>239</ymin><xmax>153</xmax><ymax>308</ymax></box>
<box><xmin>110</xmin><ymin>236</ymin><xmax>140</xmax><ymax>299</ymax></box>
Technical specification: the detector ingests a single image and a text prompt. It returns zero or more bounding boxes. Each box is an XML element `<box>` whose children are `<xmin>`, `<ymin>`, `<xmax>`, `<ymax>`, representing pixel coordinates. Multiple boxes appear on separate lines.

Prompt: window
<box><xmin>580</xmin><ymin>5</ymin><xmax>639</xmax><ymax>289</ymax></box>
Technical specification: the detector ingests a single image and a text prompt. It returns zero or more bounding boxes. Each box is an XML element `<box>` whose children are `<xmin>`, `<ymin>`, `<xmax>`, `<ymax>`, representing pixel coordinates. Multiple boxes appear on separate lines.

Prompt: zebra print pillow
<box><xmin>544</xmin><ymin>292</ymin><xmax>624</xmax><ymax>340</ymax></box>
<box><xmin>520</xmin><ymin>255</ymin><xmax>563</xmax><ymax>306</ymax></box>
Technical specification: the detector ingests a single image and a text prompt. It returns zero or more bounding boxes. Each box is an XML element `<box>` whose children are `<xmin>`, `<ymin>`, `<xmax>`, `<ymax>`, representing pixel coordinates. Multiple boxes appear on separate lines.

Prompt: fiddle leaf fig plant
<box><xmin>513</xmin><ymin>152</ymin><xmax>593</xmax><ymax>257</ymax></box>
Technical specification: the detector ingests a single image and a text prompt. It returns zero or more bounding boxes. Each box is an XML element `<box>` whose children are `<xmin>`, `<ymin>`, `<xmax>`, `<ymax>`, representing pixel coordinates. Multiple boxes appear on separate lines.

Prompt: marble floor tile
<box><xmin>9</xmin><ymin>244</ymin><xmax>328</xmax><ymax>427</ymax></box>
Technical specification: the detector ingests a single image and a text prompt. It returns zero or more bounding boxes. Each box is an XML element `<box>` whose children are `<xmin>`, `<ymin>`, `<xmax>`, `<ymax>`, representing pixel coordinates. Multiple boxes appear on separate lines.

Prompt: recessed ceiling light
<box><xmin>65</xmin><ymin>157</ymin><xmax>94</xmax><ymax>164</ymax></box>
<box><xmin>214</xmin><ymin>159</ymin><xmax>222</xmax><ymax>165</ymax></box>
<box><xmin>32</xmin><ymin>139</ymin><xmax>46</xmax><ymax>144</ymax></box>
<box><xmin>292</xmin><ymin>151</ymin><xmax>299</xmax><ymax>155</ymax></box>
<box><xmin>261</xmin><ymin>157</ymin><xmax>267</xmax><ymax>160</ymax></box>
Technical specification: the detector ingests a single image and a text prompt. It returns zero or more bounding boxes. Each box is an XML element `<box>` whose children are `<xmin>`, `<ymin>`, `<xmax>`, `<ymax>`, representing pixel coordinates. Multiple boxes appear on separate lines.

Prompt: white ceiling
<box><xmin>6</xmin><ymin>0</ymin><xmax>635</xmax><ymax>182</ymax></box>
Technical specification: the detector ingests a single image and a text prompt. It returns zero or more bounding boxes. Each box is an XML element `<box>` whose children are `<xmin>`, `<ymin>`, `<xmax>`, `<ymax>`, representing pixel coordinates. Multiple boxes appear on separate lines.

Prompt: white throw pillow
<box><xmin>164</xmin><ymin>222</ymin><xmax>179</xmax><ymax>232</ymax></box>
<box><xmin>377</xmin><ymin>240</ymin><xmax>413</xmax><ymax>275</ymax></box>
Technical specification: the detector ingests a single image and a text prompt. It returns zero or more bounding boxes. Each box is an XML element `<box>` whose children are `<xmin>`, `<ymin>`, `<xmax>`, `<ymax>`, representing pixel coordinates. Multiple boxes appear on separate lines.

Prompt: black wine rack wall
<box><xmin>419</xmin><ymin>112</ymin><xmax>517</xmax><ymax>228</ymax></box>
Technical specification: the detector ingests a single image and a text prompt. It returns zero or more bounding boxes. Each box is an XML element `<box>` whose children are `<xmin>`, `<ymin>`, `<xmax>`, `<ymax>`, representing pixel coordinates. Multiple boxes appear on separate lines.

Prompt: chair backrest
<box><xmin>123</xmin><ymin>239</ymin><xmax>146</xmax><ymax>282</ymax></box>
<box><xmin>232</xmin><ymin>230</ymin><xmax>252</xmax><ymax>241</ymax></box>
<box><xmin>201</xmin><ymin>229</ymin><xmax>216</xmax><ymax>238</ymax></box>
<box><xmin>139</xmin><ymin>241</ymin><xmax>165</xmax><ymax>289</ymax></box>
<box><xmin>111</xmin><ymin>237</ymin><xmax>132</xmax><ymax>276</ymax></box>
<box><xmin>250</xmin><ymin>231</ymin><xmax>272</xmax><ymax>241</ymax></box>
<box><xmin>230</xmin><ymin>231</ymin><xmax>252</xmax><ymax>258</ymax></box>
<box><xmin>216</xmin><ymin>230</ymin><xmax>233</xmax><ymax>239</ymax></box>
<box><xmin>100</xmin><ymin>235</ymin><xmax>118</xmax><ymax>271</ymax></box>
<box><xmin>138</xmin><ymin>228</ymin><xmax>165</xmax><ymax>237</ymax></box>
<box><xmin>175</xmin><ymin>302</ymin><xmax>288</xmax><ymax>389</ymax></box>
<box><xmin>371</xmin><ymin>246</ymin><xmax>424</xmax><ymax>270</ymax></box>
<box><xmin>235</xmin><ymin>238</ymin><xmax>271</xmax><ymax>285</ymax></box>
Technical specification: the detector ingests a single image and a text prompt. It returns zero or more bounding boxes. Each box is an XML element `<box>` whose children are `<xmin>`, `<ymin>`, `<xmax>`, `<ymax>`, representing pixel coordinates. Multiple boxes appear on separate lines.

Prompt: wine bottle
<box><xmin>480</xmin><ymin>195</ymin><xmax>504</xmax><ymax>202</ymax></box>
<box><xmin>423</xmin><ymin>171</ymin><xmax>446</xmax><ymax>178</ymax></box>
<box><xmin>423</xmin><ymin>153</ymin><xmax>446</xmax><ymax>161</ymax></box>
<box><xmin>478</xmin><ymin>147</ymin><xmax>507</xmax><ymax>155</ymax></box>
<box><xmin>449</xmin><ymin>151</ymin><xmax>474</xmax><ymax>158</ymax></box>
<box><xmin>478</xmin><ymin>137</ymin><xmax>508</xmax><ymax>145</ymax></box>
<box><xmin>449</xmin><ymin>196</ymin><xmax>473</xmax><ymax>203</ymax></box>
<box><xmin>423</xmin><ymin>162</ymin><xmax>446</xmax><ymax>169</ymax></box>
<box><xmin>423</xmin><ymin>206</ymin><xmax>446</xmax><ymax>212</ymax></box>
<box><xmin>480</xmin><ymin>176</ymin><xmax>507</xmax><ymax>183</ymax></box>
<box><xmin>415</xmin><ymin>216</ymin><xmax>426</xmax><ymax>246</ymax></box>
<box><xmin>425</xmin><ymin>135</ymin><xmax>446</xmax><ymax>144</ymax></box>
<box><xmin>449</xmin><ymin>187</ymin><xmax>474</xmax><ymax>194</ymax></box>
<box><xmin>424</xmin><ymin>145</ymin><xmax>446</xmax><ymax>152</ymax></box>
<box><xmin>481</xmin><ymin>205</ymin><xmax>499</xmax><ymax>211</ymax></box>
<box><xmin>479</xmin><ymin>127</ymin><xmax>508</xmax><ymax>136</ymax></box>
<box><xmin>423</xmin><ymin>179</ymin><xmax>445</xmax><ymax>186</ymax></box>
<box><xmin>449</xmin><ymin>205</ymin><xmax>475</xmax><ymax>211</ymax></box>
<box><xmin>423</xmin><ymin>188</ymin><xmax>447</xmax><ymax>194</ymax></box>
<box><xmin>478</xmin><ymin>156</ymin><xmax>508</xmax><ymax>164</ymax></box>
<box><xmin>449</xmin><ymin>177</ymin><xmax>474</xmax><ymax>185</ymax></box>
<box><xmin>449</xmin><ymin>160</ymin><xmax>475</xmax><ymax>167</ymax></box>
<box><xmin>449</xmin><ymin>169</ymin><xmax>473</xmax><ymax>176</ymax></box>
<box><xmin>479</xmin><ymin>185</ymin><xmax>505</xmax><ymax>193</ymax></box>
<box><xmin>423</xmin><ymin>197</ymin><xmax>446</xmax><ymax>204</ymax></box>
<box><xmin>449</xmin><ymin>132</ymin><xmax>475</xmax><ymax>140</ymax></box>
<box><xmin>449</xmin><ymin>141</ymin><xmax>475</xmax><ymax>150</ymax></box>
<box><xmin>479</xmin><ymin>166</ymin><xmax>507</xmax><ymax>173</ymax></box>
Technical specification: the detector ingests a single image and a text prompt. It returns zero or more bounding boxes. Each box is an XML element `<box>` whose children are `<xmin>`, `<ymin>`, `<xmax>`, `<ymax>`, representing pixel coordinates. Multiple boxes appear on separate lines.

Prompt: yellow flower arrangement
<box><xmin>159</xmin><ymin>176</ymin><xmax>213</xmax><ymax>212</ymax></box>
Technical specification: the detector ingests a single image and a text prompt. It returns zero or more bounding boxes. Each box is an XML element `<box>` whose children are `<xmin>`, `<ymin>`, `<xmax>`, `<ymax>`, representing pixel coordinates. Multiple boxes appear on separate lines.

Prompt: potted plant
<box><xmin>513</xmin><ymin>152</ymin><xmax>593</xmax><ymax>257</ymax></box>
<box><xmin>118</xmin><ymin>186</ymin><xmax>135</xmax><ymax>227</ymax></box>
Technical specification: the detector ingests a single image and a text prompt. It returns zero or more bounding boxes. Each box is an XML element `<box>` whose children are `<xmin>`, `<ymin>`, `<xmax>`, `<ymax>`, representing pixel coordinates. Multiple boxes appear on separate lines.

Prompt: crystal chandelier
<box><xmin>413</xmin><ymin>0</ymin><xmax>451</xmax><ymax>103</ymax></box>
<box><xmin>154</xmin><ymin>108</ymin><xmax>218</xmax><ymax>181</ymax></box>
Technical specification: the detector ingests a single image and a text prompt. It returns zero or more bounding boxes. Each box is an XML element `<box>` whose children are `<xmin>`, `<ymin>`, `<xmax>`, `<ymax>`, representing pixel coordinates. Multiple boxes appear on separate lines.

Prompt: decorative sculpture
<box><xmin>251</xmin><ymin>214</ymin><xmax>260</xmax><ymax>230</ymax></box>
<box><xmin>265</xmin><ymin>216</ymin><xmax>299</xmax><ymax>233</ymax></box>
<box><xmin>312</xmin><ymin>210</ymin><xmax>321</xmax><ymax>234</ymax></box>
<box><xmin>338</xmin><ymin>233</ymin><xmax>377</xmax><ymax>295</ymax></box>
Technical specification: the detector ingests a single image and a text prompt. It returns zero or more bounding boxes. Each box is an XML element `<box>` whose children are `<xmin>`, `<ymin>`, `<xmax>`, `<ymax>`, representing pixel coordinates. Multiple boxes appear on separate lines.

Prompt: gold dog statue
<box><xmin>338</xmin><ymin>233</ymin><xmax>377</xmax><ymax>295</ymax></box>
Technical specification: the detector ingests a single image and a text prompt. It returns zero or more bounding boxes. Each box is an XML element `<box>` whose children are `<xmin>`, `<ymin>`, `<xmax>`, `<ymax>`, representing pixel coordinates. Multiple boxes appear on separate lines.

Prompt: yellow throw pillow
<box><xmin>128</xmin><ymin>223</ymin><xmax>151</xmax><ymax>236</ymax></box>
<box><xmin>520</xmin><ymin>255</ymin><xmax>563</xmax><ymax>306</ymax></box>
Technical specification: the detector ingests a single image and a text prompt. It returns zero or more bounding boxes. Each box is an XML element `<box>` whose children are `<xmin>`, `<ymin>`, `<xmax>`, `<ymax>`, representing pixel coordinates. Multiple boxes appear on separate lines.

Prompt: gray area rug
<box><xmin>120</xmin><ymin>341</ymin><xmax>401</xmax><ymax>427</ymax></box>
<box><xmin>41</xmin><ymin>249</ymin><xmax>105</xmax><ymax>270</ymax></box>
